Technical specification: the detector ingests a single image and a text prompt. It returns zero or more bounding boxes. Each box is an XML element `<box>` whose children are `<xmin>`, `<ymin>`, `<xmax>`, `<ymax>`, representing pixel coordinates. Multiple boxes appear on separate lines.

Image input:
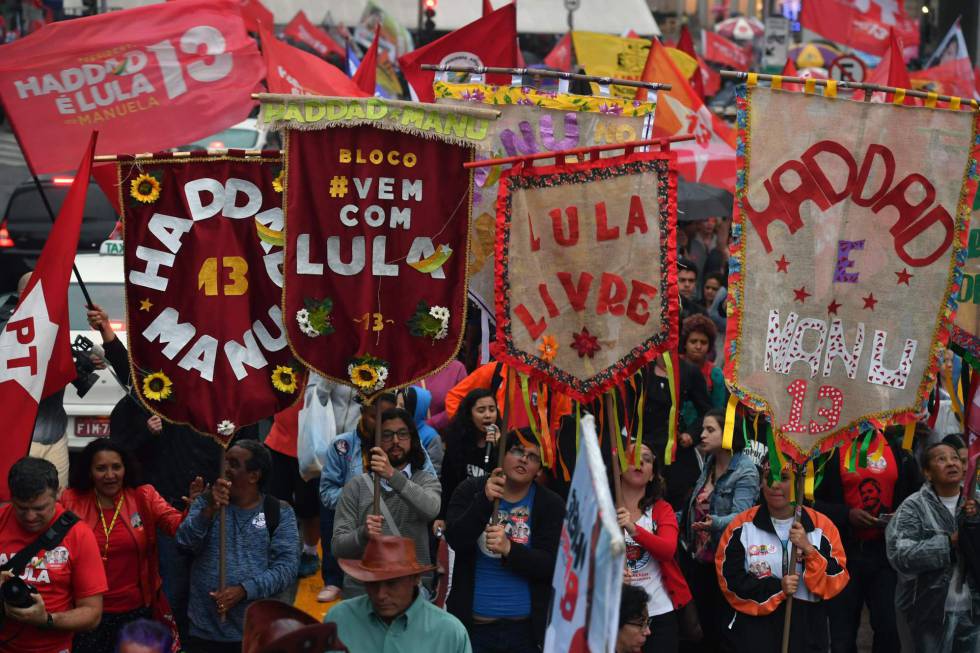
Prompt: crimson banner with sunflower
<box><xmin>119</xmin><ymin>155</ymin><xmax>300</xmax><ymax>444</ymax></box>
<box><xmin>494</xmin><ymin>151</ymin><xmax>678</xmax><ymax>402</ymax></box>
<box><xmin>283</xmin><ymin>124</ymin><xmax>472</xmax><ymax>397</ymax></box>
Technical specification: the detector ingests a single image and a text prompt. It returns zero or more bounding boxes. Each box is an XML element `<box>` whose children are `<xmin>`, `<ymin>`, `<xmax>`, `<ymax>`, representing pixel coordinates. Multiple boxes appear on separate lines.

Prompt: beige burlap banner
<box><xmin>494</xmin><ymin>152</ymin><xmax>677</xmax><ymax>402</ymax></box>
<box><xmin>953</xmin><ymin>195</ymin><xmax>980</xmax><ymax>357</ymax></box>
<box><xmin>726</xmin><ymin>85</ymin><xmax>980</xmax><ymax>461</ymax></box>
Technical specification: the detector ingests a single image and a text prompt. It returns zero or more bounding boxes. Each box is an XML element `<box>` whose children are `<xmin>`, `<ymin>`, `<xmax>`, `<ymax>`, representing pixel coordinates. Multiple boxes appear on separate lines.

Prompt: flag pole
<box><xmin>1</xmin><ymin>105</ymin><xmax>96</xmax><ymax>307</ymax></box>
<box><xmin>781</xmin><ymin>463</ymin><xmax>807</xmax><ymax>653</ymax></box>
<box><xmin>372</xmin><ymin>393</ymin><xmax>384</xmax><ymax>516</ymax></box>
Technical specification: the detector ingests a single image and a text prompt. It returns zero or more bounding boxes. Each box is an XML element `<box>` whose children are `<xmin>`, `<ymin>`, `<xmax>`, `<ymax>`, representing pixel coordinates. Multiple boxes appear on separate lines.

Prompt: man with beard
<box><xmin>331</xmin><ymin>408</ymin><xmax>441</xmax><ymax>599</ymax></box>
<box><xmin>445</xmin><ymin>431</ymin><xmax>565</xmax><ymax>653</ymax></box>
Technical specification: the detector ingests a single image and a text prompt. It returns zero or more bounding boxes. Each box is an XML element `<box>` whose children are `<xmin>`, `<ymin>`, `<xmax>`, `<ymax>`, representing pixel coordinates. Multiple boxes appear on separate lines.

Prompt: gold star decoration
<box><xmin>139</xmin><ymin>299</ymin><xmax>153</xmax><ymax>312</ymax></box>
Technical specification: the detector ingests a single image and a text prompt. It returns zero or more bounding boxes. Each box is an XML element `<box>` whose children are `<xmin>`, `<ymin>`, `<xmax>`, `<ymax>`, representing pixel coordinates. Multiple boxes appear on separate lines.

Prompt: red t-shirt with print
<box><xmin>0</xmin><ymin>504</ymin><xmax>108</xmax><ymax>653</ymax></box>
<box><xmin>840</xmin><ymin>433</ymin><xmax>898</xmax><ymax>541</ymax></box>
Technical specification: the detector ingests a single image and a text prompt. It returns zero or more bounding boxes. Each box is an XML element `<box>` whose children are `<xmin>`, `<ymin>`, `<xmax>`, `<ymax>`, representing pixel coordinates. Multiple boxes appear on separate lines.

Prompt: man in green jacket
<box><xmin>326</xmin><ymin>535</ymin><xmax>471</xmax><ymax>652</ymax></box>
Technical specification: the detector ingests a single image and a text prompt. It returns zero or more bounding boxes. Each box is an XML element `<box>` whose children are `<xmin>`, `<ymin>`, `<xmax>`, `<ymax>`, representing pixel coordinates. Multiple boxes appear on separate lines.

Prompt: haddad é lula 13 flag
<box><xmin>0</xmin><ymin>133</ymin><xmax>97</xmax><ymax>499</ymax></box>
<box><xmin>0</xmin><ymin>0</ymin><xmax>263</xmax><ymax>174</ymax></box>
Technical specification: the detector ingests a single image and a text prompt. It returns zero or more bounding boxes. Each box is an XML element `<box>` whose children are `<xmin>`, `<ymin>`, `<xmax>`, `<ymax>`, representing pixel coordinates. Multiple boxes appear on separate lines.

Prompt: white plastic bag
<box><xmin>297</xmin><ymin>376</ymin><xmax>337</xmax><ymax>481</ymax></box>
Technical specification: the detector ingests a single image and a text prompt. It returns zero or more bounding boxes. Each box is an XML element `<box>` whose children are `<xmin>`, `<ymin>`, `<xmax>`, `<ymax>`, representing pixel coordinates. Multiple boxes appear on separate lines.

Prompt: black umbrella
<box><xmin>677</xmin><ymin>177</ymin><xmax>734</xmax><ymax>222</ymax></box>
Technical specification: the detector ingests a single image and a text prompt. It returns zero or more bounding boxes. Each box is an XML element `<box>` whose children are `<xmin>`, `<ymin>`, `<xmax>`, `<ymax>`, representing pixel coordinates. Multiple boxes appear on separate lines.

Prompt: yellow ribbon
<box><xmin>951</xmin><ymin>96</ymin><xmax>962</xmax><ymax>111</ymax></box>
<box><xmin>944</xmin><ymin>368</ymin><xmax>965</xmax><ymax>427</ymax></box>
<box><xmin>892</xmin><ymin>88</ymin><xmax>906</xmax><ymax>105</ymax></box>
<box><xmin>804</xmin><ymin>460</ymin><xmax>815</xmax><ymax>501</ymax></box>
<box><xmin>663</xmin><ymin>354</ymin><xmax>678</xmax><ymax>465</ymax></box>
<box><xmin>902</xmin><ymin>421</ymin><xmax>916</xmax><ymax>451</ymax></box>
<box><xmin>722</xmin><ymin>394</ymin><xmax>738</xmax><ymax>451</ymax></box>
<box><xmin>804</xmin><ymin>78</ymin><xmax>816</xmax><ymax>95</ymax></box>
<box><xmin>747</xmin><ymin>72</ymin><xmax>759</xmax><ymax>87</ymax></box>
<box><xmin>925</xmin><ymin>92</ymin><xmax>938</xmax><ymax>108</ymax></box>
<box><xmin>824</xmin><ymin>80</ymin><xmax>838</xmax><ymax>97</ymax></box>
<box><xmin>771</xmin><ymin>75</ymin><xmax>782</xmax><ymax>90</ymax></box>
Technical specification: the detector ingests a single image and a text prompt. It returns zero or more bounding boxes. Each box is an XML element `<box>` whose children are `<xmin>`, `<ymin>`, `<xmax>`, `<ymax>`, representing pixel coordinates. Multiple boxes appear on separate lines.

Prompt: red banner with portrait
<box><xmin>121</xmin><ymin>155</ymin><xmax>299</xmax><ymax>444</ymax></box>
<box><xmin>283</xmin><ymin>125</ymin><xmax>472</xmax><ymax>397</ymax></box>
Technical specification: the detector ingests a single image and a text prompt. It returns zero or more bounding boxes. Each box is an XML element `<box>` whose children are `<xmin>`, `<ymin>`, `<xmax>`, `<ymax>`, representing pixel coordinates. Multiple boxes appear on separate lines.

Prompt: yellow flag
<box><xmin>571</xmin><ymin>31</ymin><xmax>650</xmax><ymax>98</ymax></box>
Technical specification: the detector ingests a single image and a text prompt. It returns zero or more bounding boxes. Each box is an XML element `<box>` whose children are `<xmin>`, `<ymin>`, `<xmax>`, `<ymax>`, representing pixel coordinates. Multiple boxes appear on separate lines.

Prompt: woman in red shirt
<box><xmin>61</xmin><ymin>439</ymin><xmax>201</xmax><ymax>653</ymax></box>
<box><xmin>616</xmin><ymin>444</ymin><xmax>693</xmax><ymax>653</ymax></box>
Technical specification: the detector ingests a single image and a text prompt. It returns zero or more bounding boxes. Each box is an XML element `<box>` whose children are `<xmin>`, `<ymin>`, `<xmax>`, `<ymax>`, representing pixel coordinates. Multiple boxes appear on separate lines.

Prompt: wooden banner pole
<box><xmin>464</xmin><ymin>135</ymin><xmax>698</xmax><ymax>169</ymax></box>
<box><xmin>605</xmin><ymin>393</ymin><xmax>624</xmax><ymax>508</ymax></box>
<box><xmin>372</xmin><ymin>395</ymin><xmax>383</xmax><ymax>517</ymax></box>
<box><xmin>780</xmin><ymin>464</ymin><xmax>807</xmax><ymax>653</ymax></box>
<box><xmin>492</xmin><ymin>367</ymin><xmax>515</xmax><ymax>524</ymax></box>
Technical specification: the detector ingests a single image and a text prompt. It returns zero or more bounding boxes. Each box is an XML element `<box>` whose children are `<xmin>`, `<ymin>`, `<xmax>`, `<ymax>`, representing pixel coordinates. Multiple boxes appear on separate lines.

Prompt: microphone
<box><xmin>484</xmin><ymin>424</ymin><xmax>498</xmax><ymax>466</ymax></box>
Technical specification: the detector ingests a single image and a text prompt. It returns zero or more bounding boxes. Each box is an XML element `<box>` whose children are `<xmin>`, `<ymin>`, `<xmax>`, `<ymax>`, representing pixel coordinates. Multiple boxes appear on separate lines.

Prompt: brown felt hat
<box><xmin>243</xmin><ymin>600</ymin><xmax>348</xmax><ymax>653</ymax></box>
<box><xmin>338</xmin><ymin>534</ymin><xmax>436</xmax><ymax>582</ymax></box>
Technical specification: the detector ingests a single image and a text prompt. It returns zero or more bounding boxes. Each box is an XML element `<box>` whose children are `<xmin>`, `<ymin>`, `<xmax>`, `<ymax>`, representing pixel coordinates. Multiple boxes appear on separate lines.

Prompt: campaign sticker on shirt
<box><xmin>624</xmin><ymin>536</ymin><xmax>651</xmax><ymax>575</ymax></box>
<box><xmin>334</xmin><ymin>439</ymin><xmax>349</xmax><ymax>456</ymax></box>
<box><xmin>867</xmin><ymin>454</ymin><xmax>888</xmax><ymax>473</ymax></box>
<box><xmin>479</xmin><ymin>504</ymin><xmax>532</xmax><ymax>558</ymax></box>
<box><xmin>749</xmin><ymin>560</ymin><xmax>773</xmax><ymax>578</ymax></box>
<box><xmin>131</xmin><ymin>512</ymin><xmax>143</xmax><ymax>529</ymax></box>
<box><xmin>748</xmin><ymin>544</ymin><xmax>778</xmax><ymax>556</ymax></box>
<box><xmin>252</xmin><ymin>513</ymin><xmax>267</xmax><ymax>529</ymax></box>
<box><xmin>44</xmin><ymin>546</ymin><xmax>69</xmax><ymax>569</ymax></box>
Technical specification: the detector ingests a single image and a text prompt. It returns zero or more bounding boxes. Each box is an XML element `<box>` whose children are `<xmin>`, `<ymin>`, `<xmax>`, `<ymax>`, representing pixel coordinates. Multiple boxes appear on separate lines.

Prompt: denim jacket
<box><xmin>680</xmin><ymin>452</ymin><xmax>760</xmax><ymax>557</ymax></box>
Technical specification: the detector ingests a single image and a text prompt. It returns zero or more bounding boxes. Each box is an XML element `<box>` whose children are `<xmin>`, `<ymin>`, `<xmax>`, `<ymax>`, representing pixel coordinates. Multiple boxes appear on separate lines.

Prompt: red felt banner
<box><xmin>0</xmin><ymin>0</ymin><xmax>264</xmax><ymax>174</ymax></box>
<box><xmin>493</xmin><ymin>151</ymin><xmax>679</xmax><ymax>402</ymax></box>
<box><xmin>121</xmin><ymin>156</ymin><xmax>299</xmax><ymax>444</ymax></box>
<box><xmin>283</xmin><ymin>126</ymin><xmax>473</xmax><ymax>396</ymax></box>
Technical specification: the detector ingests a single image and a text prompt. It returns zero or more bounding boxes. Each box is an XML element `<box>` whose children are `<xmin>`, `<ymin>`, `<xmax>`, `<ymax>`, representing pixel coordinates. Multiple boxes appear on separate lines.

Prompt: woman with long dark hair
<box><xmin>434</xmin><ymin>388</ymin><xmax>501</xmax><ymax>532</ymax></box>
<box><xmin>617</xmin><ymin>444</ymin><xmax>692</xmax><ymax>653</ymax></box>
<box><xmin>61</xmin><ymin>439</ymin><xmax>202</xmax><ymax>653</ymax></box>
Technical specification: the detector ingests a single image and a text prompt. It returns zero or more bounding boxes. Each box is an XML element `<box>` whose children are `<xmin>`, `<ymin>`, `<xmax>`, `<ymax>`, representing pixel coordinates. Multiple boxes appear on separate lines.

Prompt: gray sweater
<box><xmin>176</xmin><ymin>495</ymin><xmax>300</xmax><ymax>642</ymax></box>
<box><xmin>332</xmin><ymin>468</ymin><xmax>441</xmax><ymax>596</ymax></box>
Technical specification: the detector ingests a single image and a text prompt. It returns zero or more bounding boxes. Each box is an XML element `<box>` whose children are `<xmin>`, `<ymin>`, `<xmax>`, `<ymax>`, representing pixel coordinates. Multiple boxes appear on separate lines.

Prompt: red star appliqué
<box><xmin>895</xmin><ymin>268</ymin><xmax>914</xmax><ymax>285</ymax></box>
<box><xmin>827</xmin><ymin>299</ymin><xmax>841</xmax><ymax>315</ymax></box>
<box><xmin>862</xmin><ymin>293</ymin><xmax>878</xmax><ymax>310</ymax></box>
<box><xmin>570</xmin><ymin>327</ymin><xmax>601</xmax><ymax>359</ymax></box>
<box><xmin>793</xmin><ymin>286</ymin><xmax>811</xmax><ymax>303</ymax></box>
<box><xmin>775</xmin><ymin>255</ymin><xmax>790</xmax><ymax>273</ymax></box>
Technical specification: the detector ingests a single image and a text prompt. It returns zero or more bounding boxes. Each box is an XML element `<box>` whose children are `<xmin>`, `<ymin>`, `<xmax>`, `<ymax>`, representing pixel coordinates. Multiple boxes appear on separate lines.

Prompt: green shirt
<box><xmin>324</xmin><ymin>592</ymin><xmax>472</xmax><ymax>653</ymax></box>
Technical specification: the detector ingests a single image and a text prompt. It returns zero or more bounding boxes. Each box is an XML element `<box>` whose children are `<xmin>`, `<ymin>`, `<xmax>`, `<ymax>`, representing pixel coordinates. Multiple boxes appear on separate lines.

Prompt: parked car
<box><xmin>64</xmin><ymin>245</ymin><xmax>129</xmax><ymax>452</ymax></box>
<box><xmin>1</xmin><ymin>175</ymin><xmax>118</xmax><ymax>267</ymax></box>
<box><xmin>175</xmin><ymin>117</ymin><xmax>278</xmax><ymax>151</ymax></box>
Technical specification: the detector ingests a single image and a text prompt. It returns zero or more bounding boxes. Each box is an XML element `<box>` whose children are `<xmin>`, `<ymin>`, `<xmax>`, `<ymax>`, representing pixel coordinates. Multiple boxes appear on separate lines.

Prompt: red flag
<box><xmin>240</xmin><ymin>0</ymin><xmax>274</xmax><ymax>32</ymax></box>
<box><xmin>700</xmin><ymin>61</ymin><xmax>721</xmax><ymax>97</ymax></box>
<box><xmin>483</xmin><ymin>0</ymin><xmax>494</xmax><ymax>16</ymax></box>
<box><xmin>800</xmin><ymin>0</ymin><xmax>918</xmax><ymax>59</ymax></box>
<box><xmin>854</xmin><ymin>30</ymin><xmax>916</xmax><ymax>103</ymax></box>
<box><xmin>913</xmin><ymin>57</ymin><xmax>977</xmax><ymax>99</ymax></box>
<box><xmin>676</xmin><ymin>26</ymin><xmax>704</xmax><ymax>100</ymax></box>
<box><xmin>0</xmin><ymin>0</ymin><xmax>263</xmax><ymax>175</ymax></box>
<box><xmin>0</xmin><ymin>132</ymin><xmax>97</xmax><ymax>500</ymax></box>
<box><xmin>702</xmin><ymin>29</ymin><xmax>751</xmax><ymax>70</ymax></box>
<box><xmin>353</xmin><ymin>25</ymin><xmax>380</xmax><ymax>96</ymax></box>
<box><xmin>780</xmin><ymin>57</ymin><xmax>802</xmax><ymax>92</ymax></box>
<box><xmin>284</xmin><ymin>10</ymin><xmax>344</xmax><ymax>58</ymax></box>
<box><xmin>544</xmin><ymin>32</ymin><xmax>572</xmax><ymax>71</ymax></box>
<box><xmin>640</xmin><ymin>39</ymin><xmax>736</xmax><ymax>188</ymax></box>
<box><xmin>261</xmin><ymin>26</ymin><xmax>367</xmax><ymax>97</ymax></box>
<box><xmin>398</xmin><ymin>3</ymin><xmax>517</xmax><ymax>102</ymax></box>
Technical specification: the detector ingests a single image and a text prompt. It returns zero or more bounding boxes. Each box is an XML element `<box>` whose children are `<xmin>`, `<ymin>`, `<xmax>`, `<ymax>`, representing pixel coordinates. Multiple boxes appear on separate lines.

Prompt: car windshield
<box><xmin>6</xmin><ymin>184</ymin><xmax>115</xmax><ymax>223</ymax></box>
<box><xmin>68</xmin><ymin>283</ymin><xmax>126</xmax><ymax>331</ymax></box>
<box><xmin>186</xmin><ymin>128</ymin><xmax>259</xmax><ymax>149</ymax></box>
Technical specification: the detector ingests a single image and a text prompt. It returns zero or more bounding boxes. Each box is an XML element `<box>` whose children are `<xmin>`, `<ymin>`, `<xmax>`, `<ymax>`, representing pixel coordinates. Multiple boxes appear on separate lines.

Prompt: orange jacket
<box><xmin>444</xmin><ymin>362</ymin><xmax>572</xmax><ymax>436</ymax></box>
<box><xmin>60</xmin><ymin>485</ymin><xmax>185</xmax><ymax>609</ymax></box>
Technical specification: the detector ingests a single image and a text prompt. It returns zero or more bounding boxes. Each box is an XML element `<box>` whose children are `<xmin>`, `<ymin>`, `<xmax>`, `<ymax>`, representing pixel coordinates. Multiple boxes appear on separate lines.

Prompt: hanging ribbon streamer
<box><xmin>902</xmin><ymin>421</ymin><xmax>916</xmax><ymax>451</ymax></box>
<box><xmin>858</xmin><ymin>430</ymin><xmax>874</xmax><ymax>469</ymax></box>
<box><xmin>944</xmin><ymin>368</ymin><xmax>965</xmax><ymax>427</ymax></box>
<box><xmin>804</xmin><ymin>460</ymin><xmax>815</xmax><ymax>502</ymax></box>
<box><xmin>609</xmin><ymin>390</ymin><xmax>628</xmax><ymax>474</ymax></box>
<box><xmin>575</xmin><ymin>402</ymin><xmax>581</xmax><ymax>454</ymax></box>
<box><xmin>479</xmin><ymin>308</ymin><xmax>491</xmax><ymax>365</ymax></box>
<box><xmin>663</xmin><ymin>353</ymin><xmax>679</xmax><ymax>465</ymax></box>
<box><xmin>789</xmin><ymin>466</ymin><xmax>797</xmax><ymax>504</ymax></box>
<box><xmin>722</xmin><ymin>394</ymin><xmax>738</xmax><ymax>451</ymax></box>
<box><xmin>518</xmin><ymin>374</ymin><xmax>542</xmax><ymax>453</ymax></box>
<box><xmin>766</xmin><ymin>425</ymin><xmax>785</xmax><ymax>486</ymax></box>
<box><xmin>636</xmin><ymin>375</ymin><xmax>646</xmax><ymax>467</ymax></box>
<box><xmin>742</xmin><ymin>417</ymin><xmax>750</xmax><ymax>449</ymax></box>
<box><xmin>873</xmin><ymin>432</ymin><xmax>885</xmax><ymax>462</ymax></box>
<box><xmin>536</xmin><ymin>384</ymin><xmax>554</xmax><ymax>469</ymax></box>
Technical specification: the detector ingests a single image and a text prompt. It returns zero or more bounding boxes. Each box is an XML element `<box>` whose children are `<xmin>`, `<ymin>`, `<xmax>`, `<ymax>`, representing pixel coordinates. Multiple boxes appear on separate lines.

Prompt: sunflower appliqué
<box><xmin>296</xmin><ymin>297</ymin><xmax>335</xmax><ymax>338</ymax></box>
<box><xmin>130</xmin><ymin>173</ymin><xmax>162</xmax><ymax>204</ymax></box>
<box><xmin>538</xmin><ymin>334</ymin><xmax>559</xmax><ymax>362</ymax></box>
<box><xmin>347</xmin><ymin>354</ymin><xmax>389</xmax><ymax>393</ymax></box>
<box><xmin>142</xmin><ymin>371</ymin><xmax>173</xmax><ymax>401</ymax></box>
<box><xmin>271</xmin><ymin>365</ymin><xmax>299</xmax><ymax>393</ymax></box>
<box><xmin>271</xmin><ymin>169</ymin><xmax>285</xmax><ymax>193</ymax></box>
<box><xmin>407</xmin><ymin>301</ymin><xmax>450</xmax><ymax>342</ymax></box>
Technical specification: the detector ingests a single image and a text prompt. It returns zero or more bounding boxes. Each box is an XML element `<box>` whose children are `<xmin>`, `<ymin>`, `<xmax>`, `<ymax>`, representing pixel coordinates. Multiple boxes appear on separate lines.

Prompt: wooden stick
<box><xmin>605</xmin><ymin>393</ymin><xmax>623</xmax><ymax>507</ymax></box>
<box><xmin>420</xmin><ymin>64</ymin><xmax>672</xmax><ymax>91</ymax></box>
<box><xmin>94</xmin><ymin>149</ymin><xmax>278</xmax><ymax>162</ymax></box>
<box><xmin>464</xmin><ymin>135</ymin><xmax>697</xmax><ymax>169</ymax></box>
<box><xmin>217</xmin><ymin>450</ymin><xmax>227</xmax><ymax>623</ymax></box>
<box><xmin>372</xmin><ymin>395</ymin><xmax>383</xmax><ymax>517</ymax></box>
<box><xmin>781</xmin><ymin>464</ymin><xmax>807</xmax><ymax>653</ymax></box>
<box><xmin>720</xmin><ymin>70</ymin><xmax>980</xmax><ymax>107</ymax></box>
<box><xmin>491</xmin><ymin>367</ymin><xmax>515</xmax><ymax>524</ymax></box>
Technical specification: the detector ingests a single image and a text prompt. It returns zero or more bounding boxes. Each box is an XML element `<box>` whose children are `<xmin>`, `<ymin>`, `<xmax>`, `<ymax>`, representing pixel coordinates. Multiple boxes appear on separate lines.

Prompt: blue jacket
<box><xmin>680</xmin><ymin>452</ymin><xmax>760</xmax><ymax>555</ymax></box>
<box><xmin>319</xmin><ymin>426</ymin><xmax>438</xmax><ymax>510</ymax></box>
<box><xmin>408</xmin><ymin>385</ymin><xmax>444</xmax><ymax>475</ymax></box>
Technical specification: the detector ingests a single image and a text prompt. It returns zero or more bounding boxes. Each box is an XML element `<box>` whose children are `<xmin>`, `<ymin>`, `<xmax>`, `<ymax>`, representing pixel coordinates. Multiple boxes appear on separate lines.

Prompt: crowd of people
<box><xmin>1</xmin><ymin>217</ymin><xmax>979</xmax><ymax>653</ymax></box>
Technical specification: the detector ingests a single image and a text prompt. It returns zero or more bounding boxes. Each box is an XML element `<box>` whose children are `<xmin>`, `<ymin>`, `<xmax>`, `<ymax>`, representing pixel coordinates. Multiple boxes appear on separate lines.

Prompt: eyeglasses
<box><xmin>381</xmin><ymin>429</ymin><xmax>411</xmax><ymax>443</ymax></box>
<box><xmin>624</xmin><ymin>617</ymin><xmax>650</xmax><ymax>629</ymax></box>
<box><xmin>507</xmin><ymin>447</ymin><xmax>541</xmax><ymax>465</ymax></box>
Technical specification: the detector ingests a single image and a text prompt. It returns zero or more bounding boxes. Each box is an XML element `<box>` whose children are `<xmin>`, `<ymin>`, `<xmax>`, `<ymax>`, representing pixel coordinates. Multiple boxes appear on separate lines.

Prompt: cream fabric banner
<box><xmin>434</xmin><ymin>81</ymin><xmax>654</xmax><ymax>313</ymax></box>
<box><xmin>953</xmin><ymin>195</ymin><xmax>980</xmax><ymax>357</ymax></box>
<box><xmin>726</xmin><ymin>86</ymin><xmax>979</xmax><ymax>461</ymax></box>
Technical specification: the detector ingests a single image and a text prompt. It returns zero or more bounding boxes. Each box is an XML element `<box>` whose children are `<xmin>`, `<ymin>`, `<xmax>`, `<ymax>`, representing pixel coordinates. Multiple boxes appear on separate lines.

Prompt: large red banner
<box><xmin>0</xmin><ymin>0</ymin><xmax>264</xmax><ymax>174</ymax></box>
<box><xmin>261</xmin><ymin>27</ymin><xmax>367</xmax><ymax>97</ymax></box>
<box><xmin>702</xmin><ymin>30</ymin><xmax>751</xmax><ymax>70</ymax></box>
<box><xmin>284</xmin><ymin>125</ymin><xmax>472</xmax><ymax>397</ymax></box>
<box><xmin>122</xmin><ymin>156</ymin><xmax>298</xmax><ymax>444</ymax></box>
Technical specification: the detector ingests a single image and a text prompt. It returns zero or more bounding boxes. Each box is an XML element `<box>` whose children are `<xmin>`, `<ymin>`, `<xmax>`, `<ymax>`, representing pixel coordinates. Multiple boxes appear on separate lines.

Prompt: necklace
<box><xmin>97</xmin><ymin>493</ymin><xmax>125</xmax><ymax>561</ymax></box>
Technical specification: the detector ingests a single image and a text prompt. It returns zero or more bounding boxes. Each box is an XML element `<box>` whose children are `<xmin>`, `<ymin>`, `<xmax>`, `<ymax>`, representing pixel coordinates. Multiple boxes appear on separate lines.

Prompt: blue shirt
<box><xmin>325</xmin><ymin>592</ymin><xmax>471</xmax><ymax>653</ymax></box>
<box><xmin>472</xmin><ymin>484</ymin><xmax>535</xmax><ymax>618</ymax></box>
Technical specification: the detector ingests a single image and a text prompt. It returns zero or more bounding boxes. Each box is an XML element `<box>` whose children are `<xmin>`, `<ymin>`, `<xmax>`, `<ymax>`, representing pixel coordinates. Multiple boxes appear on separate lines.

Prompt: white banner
<box><xmin>543</xmin><ymin>414</ymin><xmax>625</xmax><ymax>653</ymax></box>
